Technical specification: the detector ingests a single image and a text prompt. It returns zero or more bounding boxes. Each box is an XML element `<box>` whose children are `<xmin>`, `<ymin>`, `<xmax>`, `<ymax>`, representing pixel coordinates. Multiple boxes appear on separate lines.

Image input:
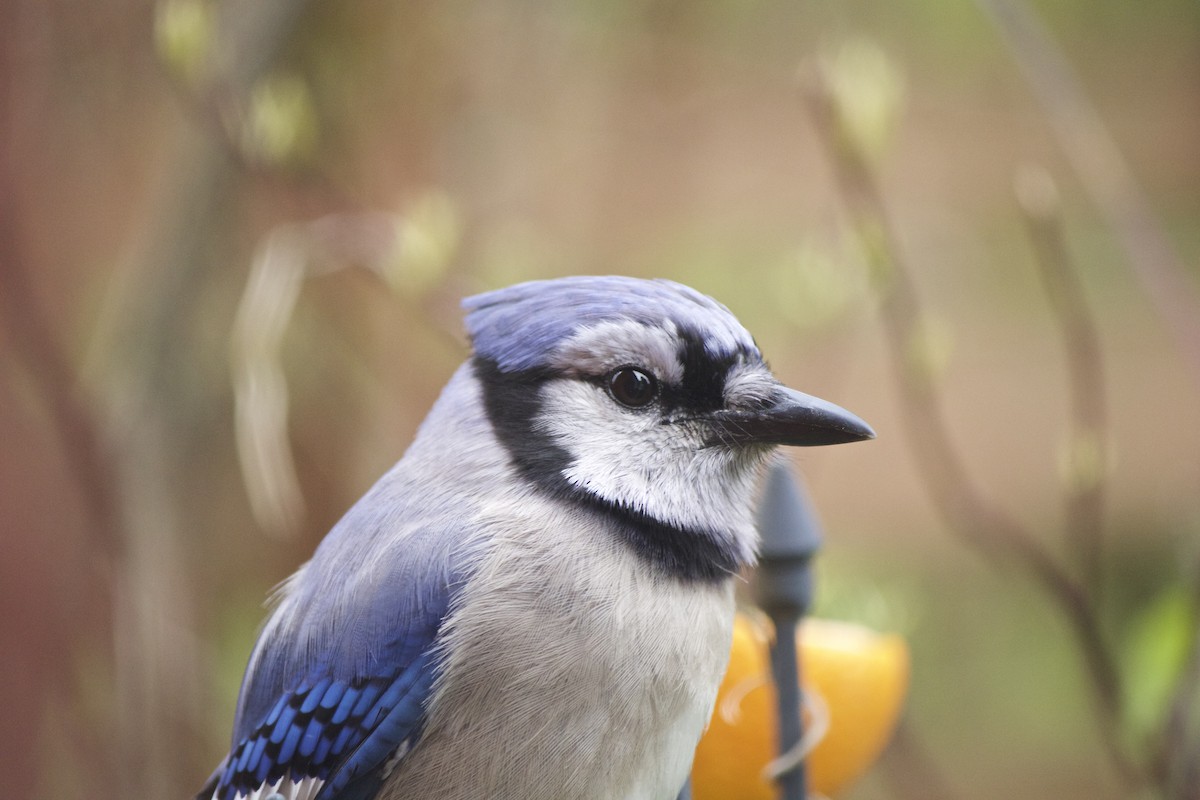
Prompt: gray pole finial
<box><xmin>755</xmin><ymin>459</ymin><xmax>824</xmax><ymax>800</ymax></box>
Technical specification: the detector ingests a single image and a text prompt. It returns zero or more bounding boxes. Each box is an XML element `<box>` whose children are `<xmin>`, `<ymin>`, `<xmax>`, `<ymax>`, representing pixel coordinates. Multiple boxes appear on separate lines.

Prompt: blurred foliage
<box><xmin>241</xmin><ymin>72</ymin><xmax>318</xmax><ymax>166</ymax></box>
<box><xmin>388</xmin><ymin>190</ymin><xmax>463</xmax><ymax>297</ymax></box>
<box><xmin>817</xmin><ymin>38</ymin><xmax>906</xmax><ymax>166</ymax></box>
<box><xmin>154</xmin><ymin>0</ymin><xmax>214</xmax><ymax>84</ymax></box>
<box><xmin>2</xmin><ymin>1</ymin><xmax>1198</xmax><ymax>799</ymax></box>
<box><xmin>1123</xmin><ymin>586</ymin><xmax>1194</xmax><ymax>739</ymax></box>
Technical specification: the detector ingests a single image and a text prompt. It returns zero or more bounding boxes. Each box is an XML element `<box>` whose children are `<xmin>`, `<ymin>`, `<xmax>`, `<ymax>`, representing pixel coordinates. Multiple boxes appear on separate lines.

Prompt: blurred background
<box><xmin>2</xmin><ymin>1</ymin><xmax>1198</xmax><ymax>798</ymax></box>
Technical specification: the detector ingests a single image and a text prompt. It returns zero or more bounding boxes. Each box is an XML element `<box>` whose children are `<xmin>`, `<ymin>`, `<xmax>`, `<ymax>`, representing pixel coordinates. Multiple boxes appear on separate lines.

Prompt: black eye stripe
<box><xmin>670</xmin><ymin>325</ymin><xmax>740</xmax><ymax>413</ymax></box>
<box><xmin>575</xmin><ymin>329</ymin><xmax>760</xmax><ymax>415</ymax></box>
<box><xmin>472</xmin><ymin>355</ymin><xmax>744</xmax><ymax>583</ymax></box>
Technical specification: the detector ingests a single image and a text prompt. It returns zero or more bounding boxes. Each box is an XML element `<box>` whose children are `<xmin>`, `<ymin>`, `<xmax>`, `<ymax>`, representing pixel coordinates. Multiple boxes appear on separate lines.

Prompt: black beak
<box><xmin>708</xmin><ymin>385</ymin><xmax>875</xmax><ymax>447</ymax></box>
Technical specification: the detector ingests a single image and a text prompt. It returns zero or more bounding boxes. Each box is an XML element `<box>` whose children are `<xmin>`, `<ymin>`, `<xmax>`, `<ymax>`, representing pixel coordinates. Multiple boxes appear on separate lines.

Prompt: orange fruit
<box><xmin>692</xmin><ymin>613</ymin><xmax>909</xmax><ymax>799</ymax></box>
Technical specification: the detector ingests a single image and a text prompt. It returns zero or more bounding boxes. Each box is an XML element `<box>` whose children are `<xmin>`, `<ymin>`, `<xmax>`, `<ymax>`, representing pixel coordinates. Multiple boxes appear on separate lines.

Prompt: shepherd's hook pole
<box><xmin>755</xmin><ymin>460</ymin><xmax>823</xmax><ymax>800</ymax></box>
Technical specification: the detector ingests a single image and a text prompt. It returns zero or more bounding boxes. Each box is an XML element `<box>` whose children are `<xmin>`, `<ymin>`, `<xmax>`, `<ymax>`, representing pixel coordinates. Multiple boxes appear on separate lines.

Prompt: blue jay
<box><xmin>198</xmin><ymin>276</ymin><xmax>873</xmax><ymax>800</ymax></box>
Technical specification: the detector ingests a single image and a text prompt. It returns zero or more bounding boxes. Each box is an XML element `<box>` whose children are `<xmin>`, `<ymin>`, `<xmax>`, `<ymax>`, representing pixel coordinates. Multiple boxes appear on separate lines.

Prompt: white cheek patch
<box><xmin>548</xmin><ymin>320</ymin><xmax>685</xmax><ymax>385</ymax></box>
<box><xmin>536</xmin><ymin>380</ymin><xmax>766</xmax><ymax>542</ymax></box>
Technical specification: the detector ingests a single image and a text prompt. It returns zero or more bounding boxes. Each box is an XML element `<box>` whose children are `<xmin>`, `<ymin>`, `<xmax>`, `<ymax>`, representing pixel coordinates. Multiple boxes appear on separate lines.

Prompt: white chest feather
<box><xmin>380</xmin><ymin>496</ymin><xmax>736</xmax><ymax>800</ymax></box>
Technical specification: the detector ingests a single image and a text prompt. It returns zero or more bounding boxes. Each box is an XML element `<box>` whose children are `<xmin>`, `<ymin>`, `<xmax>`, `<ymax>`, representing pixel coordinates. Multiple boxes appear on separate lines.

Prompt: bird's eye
<box><xmin>607</xmin><ymin>367</ymin><xmax>658</xmax><ymax>408</ymax></box>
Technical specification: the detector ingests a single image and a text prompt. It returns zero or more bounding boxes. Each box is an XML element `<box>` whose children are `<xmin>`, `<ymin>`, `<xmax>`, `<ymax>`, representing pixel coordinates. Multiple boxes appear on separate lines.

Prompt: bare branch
<box><xmin>1015</xmin><ymin>166</ymin><xmax>1109</xmax><ymax>599</ymax></box>
<box><xmin>975</xmin><ymin>0</ymin><xmax>1200</xmax><ymax>386</ymax></box>
<box><xmin>0</xmin><ymin>0</ymin><xmax>122</xmax><ymax>565</ymax></box>
<box><xmin>232</xmin><ymin>213</ymin><xmax>405</xmax><ymax>535</ymax></box>
<box><xmin>802</xmin><ymin>59</ymin><xmax>1143</xmax><ymax>789</ymax></box>
<box><xmin>84</xmin><ymin>0</ymin><xmax>322</xmax><ymax>794</ymax></box>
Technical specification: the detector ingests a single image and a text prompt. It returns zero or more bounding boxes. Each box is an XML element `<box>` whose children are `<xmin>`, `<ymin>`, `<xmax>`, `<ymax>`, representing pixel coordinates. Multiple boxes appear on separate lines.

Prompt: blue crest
<box><xmin>463</xmin><ymin>276</ymin><xmax>758</xmax><ymax>372</ymax></box>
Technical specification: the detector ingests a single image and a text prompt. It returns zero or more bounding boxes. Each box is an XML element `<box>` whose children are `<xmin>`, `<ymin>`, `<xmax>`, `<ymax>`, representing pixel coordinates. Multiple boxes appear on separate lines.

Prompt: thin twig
<box><xmin>974</xmin><ymin>0</ymin><xmax>1200</xmax><ymax>386</ymax></box>
<box><xmin>0</xmin><ymin>0</ymin><xmax>122</xmax><ymax>564</ymax></box>
<box><xmin>0</xmin><ymin>5</ymin><xmax>129</xmax><ymax>795</ymax></box>
<box><xmin>802</xmin><ymin>64</ymin><xmax>1142</xmax><ymax>789</ymax></box>
<box><xmin>0</xmin><ymin>218</ymin><xmax>124</xmax><ymax>561</ymax></box>
<box><xmin>1015</xmin><ymin>166</ymin><xmax>1109</xmax><ymax>600</ymax></box>
<box><xmin>88</xmin><ymin>0</ymin><xmax>321</xmax><ymax>795</ymax></box>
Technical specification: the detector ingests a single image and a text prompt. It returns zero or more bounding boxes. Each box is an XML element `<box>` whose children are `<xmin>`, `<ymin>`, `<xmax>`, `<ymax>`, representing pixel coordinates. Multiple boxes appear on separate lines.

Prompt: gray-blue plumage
<box><xmin>463</xmin><ymin>276</ymin><xmax>755</xmax><ymax>373</ymax></box>
<box><xmin>198</xmin><ymin>276</ymin><xmax>873</xmax><ymax>800</ymax></box>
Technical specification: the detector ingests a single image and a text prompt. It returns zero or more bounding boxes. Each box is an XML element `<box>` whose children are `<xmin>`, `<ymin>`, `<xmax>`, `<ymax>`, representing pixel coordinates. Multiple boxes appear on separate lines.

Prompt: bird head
<box><xmin>463</xmin><ymin>276</ymin><xmax>872</xmax><ymax>579</ymax></box>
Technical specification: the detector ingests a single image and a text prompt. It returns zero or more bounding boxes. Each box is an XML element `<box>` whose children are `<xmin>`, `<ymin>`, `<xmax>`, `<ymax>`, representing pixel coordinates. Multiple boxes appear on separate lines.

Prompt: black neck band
<box><xmin>472</xmin><ymin>356</ymin><xmax>743</xmax><ymax>583</ymax></box>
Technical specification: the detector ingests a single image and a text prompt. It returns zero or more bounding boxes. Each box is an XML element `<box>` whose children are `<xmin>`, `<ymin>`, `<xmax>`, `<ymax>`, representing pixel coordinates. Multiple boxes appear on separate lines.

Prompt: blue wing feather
<box><xmin>209</xmin><ymin>588</ymin><xmax>452</xmax><ymax>799</ymax></box>
<box><xmin>318</xmin><ymin>650</ymin><xmax>439</xmax><ymax>799</ymax></box>
<box><xmin>197</xmin><ymin>363</ymin><xmax>497</xmax><ymax>800</ymax></box>
<box><xmin>211</xmin><ymin>663</ymin><xmax>439</xmax><ymax>799</ymax></box>
<box><xmin>204</xmin><ymin>465</ymin><xmax>472</xmax><ymax>800</ymax></box>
